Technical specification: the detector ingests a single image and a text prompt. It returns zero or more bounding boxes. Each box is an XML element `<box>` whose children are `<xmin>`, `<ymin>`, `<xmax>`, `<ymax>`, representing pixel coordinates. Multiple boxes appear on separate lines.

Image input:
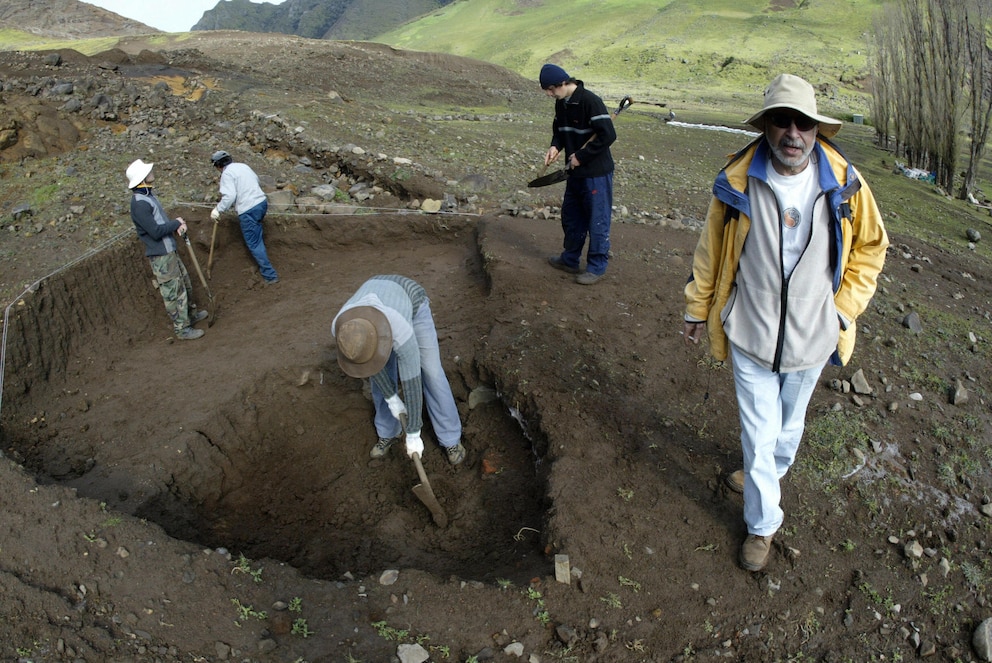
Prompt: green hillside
<box><xmin>378</xmin><ymin>0</ymin><xmax>884</xmax><ymax>115</ymax></box>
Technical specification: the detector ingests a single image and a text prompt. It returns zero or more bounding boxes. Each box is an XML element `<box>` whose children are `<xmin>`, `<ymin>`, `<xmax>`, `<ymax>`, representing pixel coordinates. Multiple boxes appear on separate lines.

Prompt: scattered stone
<box><xmin>902</xmin><ymin>311</ymin><xmax>923</xmax><ymax>333</ymax></box>
<box><xmin>909</xmin><ymin>392</ymin><xmax>923</xmax><ymax>401</ymax></box>
<box><xmin>379</xmin><ymin>569</ymin><xmax>399</xmax><ymax>585</ymax></box>
<box><xmin>397</xmin><ymin>643</ymin><xmax>430</xmax><ymax>663</ymax></box>
<box><xmin>951</xmin><ymin>379</ymin><xmax>969</xmax><ymax>405</ymax></box>
<box><xmin>469</xmin><ymin>386</ymin><xmax>499</xmax><ymax>409</ymax></box>
<box><xmin>421</xmin><ymin>198</ymin><xmax>442</xmax><ymax>213</ymax></box>
<box><xmin>904</xmin><ymin>540</ymin><xmax>924</xmax><ymax>559</ymax></box>
<box><xmin>967</xmin><ymin>228</ymin><xmax>981</xmax><ymax>242</ymax></box>
<box><xmin>554</xmin><ymin>554</ymin><xmax>570</xmax><ymax>585</ymax></box>
<box><xmin>850</xmin><ymin>368</ymin><xmax>872</xmax><ymax>394</ymax></box>
<box><xmin>555</xmin><ymin>624</ymin><xmax>578</xmax><ymax>645</ymax></box>
<box><xmin>504</xmin><ymin>642</ymin><xmax>524</xmax><ymax>657</ymax></box>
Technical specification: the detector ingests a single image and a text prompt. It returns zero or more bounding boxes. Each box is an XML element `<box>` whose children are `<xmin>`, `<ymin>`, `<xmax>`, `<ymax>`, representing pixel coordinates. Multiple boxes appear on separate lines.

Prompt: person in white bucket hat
<box><xmin>127</xmin><ymin>159</ymin><xmax>208</xmax><ymax>340</ymax></box>
<box><xmin>682</xmin><ymin>74</ymin><xmax>889</xmax><ymax>571</ymax></box>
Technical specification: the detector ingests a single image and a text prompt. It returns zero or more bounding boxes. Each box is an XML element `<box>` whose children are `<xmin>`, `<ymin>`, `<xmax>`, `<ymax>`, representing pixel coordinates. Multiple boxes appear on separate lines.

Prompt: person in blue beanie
<box><xmin>539</xmin><ymin>63</ymin><xmax>617</xmax><ymax>285</ymax></box>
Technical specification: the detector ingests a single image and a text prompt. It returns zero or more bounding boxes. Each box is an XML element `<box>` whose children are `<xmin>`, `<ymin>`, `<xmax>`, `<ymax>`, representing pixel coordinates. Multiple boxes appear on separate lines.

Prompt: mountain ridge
<box><xmin>0</xmin><ymin>0</ymin><xmax>157</xmax><ymax>38</ymax></box>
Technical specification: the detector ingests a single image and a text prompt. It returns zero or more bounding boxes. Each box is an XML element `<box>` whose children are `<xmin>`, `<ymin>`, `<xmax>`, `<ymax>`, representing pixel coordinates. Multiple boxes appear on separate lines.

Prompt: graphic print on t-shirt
<box><xmin>783</xmin><ymin>207</ymin><xmax>801</xmax><ymax>229</ymax></box>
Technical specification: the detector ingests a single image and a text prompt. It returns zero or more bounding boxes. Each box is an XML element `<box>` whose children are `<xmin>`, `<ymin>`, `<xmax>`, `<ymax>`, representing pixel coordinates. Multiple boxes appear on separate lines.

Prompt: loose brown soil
<box><xmin>1</xmin><ymin>31</ymin><xmax>992</xmax><ymax>663</ymax></box>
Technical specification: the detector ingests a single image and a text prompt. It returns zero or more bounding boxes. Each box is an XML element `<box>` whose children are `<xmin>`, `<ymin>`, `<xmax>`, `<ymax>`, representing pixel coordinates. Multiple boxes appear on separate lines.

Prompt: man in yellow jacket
<box><xmin>683</xmin><ymin>74</ymin><xmax>888</xmax><ymax>572</ymax></box>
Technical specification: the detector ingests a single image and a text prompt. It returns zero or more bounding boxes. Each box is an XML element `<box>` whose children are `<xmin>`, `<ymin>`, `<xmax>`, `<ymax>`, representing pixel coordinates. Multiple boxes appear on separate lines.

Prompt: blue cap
<box><xmin>539</xmin><ymin>64</ymin><xmax>569</xmax><ymax>89</ymax></box>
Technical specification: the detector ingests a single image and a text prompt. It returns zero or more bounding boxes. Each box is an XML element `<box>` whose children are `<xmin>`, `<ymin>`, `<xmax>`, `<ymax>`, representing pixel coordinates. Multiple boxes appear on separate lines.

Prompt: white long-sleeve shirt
<box><xmin>216</xmin><ymin>162</ymin><xmax>266</xmax><ymax>215</ymax></box>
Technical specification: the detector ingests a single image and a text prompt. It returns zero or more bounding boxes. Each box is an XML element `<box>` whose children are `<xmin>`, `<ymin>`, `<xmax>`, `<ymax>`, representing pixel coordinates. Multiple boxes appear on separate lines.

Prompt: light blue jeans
<box><xmin>731</xmin><ymin>344</ymin><xmax>825</xmax><ymax>536</ymax></box>
<box><xmin>370</xmin><ymin>300</ymin><xmax>462</xmax><ymax>448</ymax></box>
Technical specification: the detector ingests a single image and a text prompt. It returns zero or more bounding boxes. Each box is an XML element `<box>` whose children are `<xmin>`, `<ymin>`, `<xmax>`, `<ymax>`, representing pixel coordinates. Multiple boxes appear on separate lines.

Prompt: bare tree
<box><xmin>870</xmin><ymin>0</ymin><xmax>966</xmax><ymax>192</ymax></box>
<box><xmin>957</xmin><ymin>0</ymin><xmax>992</xmax><ymax>200</ymax></box>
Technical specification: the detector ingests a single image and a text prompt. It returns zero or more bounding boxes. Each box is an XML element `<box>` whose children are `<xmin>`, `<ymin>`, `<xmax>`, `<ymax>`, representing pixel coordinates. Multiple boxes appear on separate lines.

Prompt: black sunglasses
<box><xmin>767</xmin><ymin>112</ymin><xmax>817</xmax><ymax>132</ymax></box>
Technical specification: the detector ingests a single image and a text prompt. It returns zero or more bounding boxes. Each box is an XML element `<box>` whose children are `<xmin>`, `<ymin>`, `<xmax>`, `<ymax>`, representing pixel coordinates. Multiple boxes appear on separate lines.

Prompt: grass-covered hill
<box><xmin>379</xmin><ymin>0</ymin><xmax>884</xmax><ymax>115</ymax></box>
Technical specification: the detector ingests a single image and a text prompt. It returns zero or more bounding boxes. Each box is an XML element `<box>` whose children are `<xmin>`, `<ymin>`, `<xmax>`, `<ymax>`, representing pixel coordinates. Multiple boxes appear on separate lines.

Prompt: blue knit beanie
<box><xmin>539</xmin><ymin>63</ymin><xmax>570</xmax><ymax>89</ymax></box>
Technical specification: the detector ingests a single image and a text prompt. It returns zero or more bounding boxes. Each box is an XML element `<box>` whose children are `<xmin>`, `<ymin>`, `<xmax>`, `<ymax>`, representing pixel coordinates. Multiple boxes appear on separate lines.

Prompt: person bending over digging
<box><xmin>126</xmin><ymin>159</ymin><xmax>208</xmax><ymax>341</ymax></box>
<box><xmin>332</xmin><ymin>275</ymin><xmax>466</xmax><ymax>465</ymax></box>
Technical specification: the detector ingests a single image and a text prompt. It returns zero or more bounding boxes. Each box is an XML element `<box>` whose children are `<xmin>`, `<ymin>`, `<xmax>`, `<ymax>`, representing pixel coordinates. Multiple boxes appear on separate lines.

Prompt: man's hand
<box><xmin>210</xmin><ymin>208</ymin><xmax>221</xmax><ymax>221</ymax></box>
<box><xmin>683</xmin><ymin>321</ymin><xmax>706</xmax><ymax>345</ymax></box>
<box><xmin>176</xmin><ymin>217</ymin><xmax>188</xmax><ymax>235</ymax></box>
<box><xmin>405</xmin><ymin>431</ymin><xmax>424</xmax><ymax>458</ymax></box>
<box><xmin>385</xmin><ymin>394</ymin><xmax>407</xmax><ymax>420</ymax></box>
<box><xmin>544</xmin><ymin>146</ymin><xmax>560</xmax><ymax>167</ymax></box>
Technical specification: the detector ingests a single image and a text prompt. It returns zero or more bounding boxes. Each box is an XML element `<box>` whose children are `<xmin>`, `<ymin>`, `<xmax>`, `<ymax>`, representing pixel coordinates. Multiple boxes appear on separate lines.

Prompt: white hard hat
<box><xmin>126</xmin><ymin>159</ymin><xmax>154</xmax><ymax>189</ymax></box>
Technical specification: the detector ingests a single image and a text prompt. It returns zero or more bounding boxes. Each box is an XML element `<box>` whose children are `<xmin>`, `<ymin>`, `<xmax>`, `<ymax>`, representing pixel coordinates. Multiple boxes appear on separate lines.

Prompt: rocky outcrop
<box><xmin>0</xmin><ymin>0</ymin><xmax>157</xmax><ymax>38</ymax></box>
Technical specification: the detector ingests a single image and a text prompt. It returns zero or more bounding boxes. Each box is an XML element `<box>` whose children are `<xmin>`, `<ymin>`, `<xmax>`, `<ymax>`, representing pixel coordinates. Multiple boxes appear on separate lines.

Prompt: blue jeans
<box><xmin>731</xmin><ymin>344</ymin><xmax>825</xmax><ymax>536</ymax></box>
<box><xmin>370</xmin><ymin>300</ymin><xmax>462</xmax><ymax>448</ymax></box>
<box><xmin>558</xmin><ymin>173</ymin><xmax>613</xmax><ymax>275</ymax></box>
<box><xmin>238</xmin><ymin>200</ymin><xmax>278</xmax><ymax>282</ymax></box>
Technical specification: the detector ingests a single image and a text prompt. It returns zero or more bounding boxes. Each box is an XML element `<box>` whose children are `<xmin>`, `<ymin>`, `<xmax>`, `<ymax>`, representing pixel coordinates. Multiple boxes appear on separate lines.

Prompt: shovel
<box><xmin>207</xmin><ymin>218</ymin><xmax>219</xmax><ymax>279</ymax></box>
<box><xmin>527</xmin><ymin>96</ymin><xmax>632</xmax><ymax>188</ymax></box>
<box><xmin>179</xmin><ymin>229</ymin><xmax>219</xmax><ymax>327</ymax></box>
<box><xmin>400</xmin><ymin>413</ymin><xmax>448</xmax><ymax>528</ymax></box>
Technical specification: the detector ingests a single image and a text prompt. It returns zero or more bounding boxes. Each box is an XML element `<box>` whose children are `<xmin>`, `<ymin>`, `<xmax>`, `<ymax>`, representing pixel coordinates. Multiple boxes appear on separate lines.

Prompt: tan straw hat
<box><xmin>334</xmin><ymin>306</ymin><xmax>392</xmax><ymax>378</ymax></box>
<box><xmin>745</xmin><ymin>74</ymin><xmax>842</xmax><ymax>138</ymax></box>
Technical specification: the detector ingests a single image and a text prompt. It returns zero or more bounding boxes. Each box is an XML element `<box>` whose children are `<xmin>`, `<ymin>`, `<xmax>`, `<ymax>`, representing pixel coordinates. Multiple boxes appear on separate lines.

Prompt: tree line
<box><xmin>871</xmin><ymin>0</ymin><xmax>992</xmax><ymax>202</ymax></box>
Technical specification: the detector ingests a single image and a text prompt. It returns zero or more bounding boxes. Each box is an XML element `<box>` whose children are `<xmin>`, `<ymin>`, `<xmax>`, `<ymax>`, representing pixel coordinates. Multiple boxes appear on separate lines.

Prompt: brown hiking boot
<box><xmin>370</xmin><ymin>436</ymin><xmax>399</xmax><ymax>459</ymax></box>
<box><xmin>725</xmin><ymin>470</ymin><xmax>744</xmax><ymax>494</ymax></box>
<box><xmin>740</xmin><ymin>534</ymin><xmax>773</xmax><ymax>571</ymax></box>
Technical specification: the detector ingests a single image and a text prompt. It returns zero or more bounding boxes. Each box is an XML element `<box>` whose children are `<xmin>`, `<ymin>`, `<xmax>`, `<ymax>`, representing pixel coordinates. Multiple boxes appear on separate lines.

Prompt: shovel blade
<box><xmin>412</xmin><ymin>483</ymin><xmax>448</xmax><ymax>528</ymax></box>
<box><xmin>528</xmin><ymin>168</ymin><xmax>569</xmax><ymax>188</ymax></box>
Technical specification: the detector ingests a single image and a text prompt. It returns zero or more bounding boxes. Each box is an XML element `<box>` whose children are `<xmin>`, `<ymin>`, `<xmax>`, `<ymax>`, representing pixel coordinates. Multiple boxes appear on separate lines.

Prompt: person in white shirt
<box><xmin>209</xmin><ymin>150</ymin><xmax>279</xmax><ymax>284</ymax></box>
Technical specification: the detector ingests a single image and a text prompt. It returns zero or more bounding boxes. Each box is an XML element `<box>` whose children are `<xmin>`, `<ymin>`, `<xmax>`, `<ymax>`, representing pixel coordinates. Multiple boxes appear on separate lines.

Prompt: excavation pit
<box><xmin>0</xmin><ymin>214</ymin><xmax>551</xmax><ymax>584</ymax></box>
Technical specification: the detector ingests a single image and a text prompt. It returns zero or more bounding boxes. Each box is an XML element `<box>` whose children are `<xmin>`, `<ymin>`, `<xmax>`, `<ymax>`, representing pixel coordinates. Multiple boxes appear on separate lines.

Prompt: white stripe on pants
<box><xmin>730</xmin><ymin>344</ymin><xmax>825</xmax><ymax>536</ymax></box>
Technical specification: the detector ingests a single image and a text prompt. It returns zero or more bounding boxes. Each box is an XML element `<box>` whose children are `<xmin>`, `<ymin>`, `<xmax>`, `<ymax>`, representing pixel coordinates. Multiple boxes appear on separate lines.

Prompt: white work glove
<box><xmin>405</xmin><ymin>431</ymin><xmax>424</xmax><ymax>458</ymax></box>
<box><xmin>385</xmin><ymin>394</ymin><xmax>407</xmax><ymax>421</ymax></box>
<box><xmin>210</xmin><ymin>208</ymin><xmax>221</xmax><ymax>221</ymax></box>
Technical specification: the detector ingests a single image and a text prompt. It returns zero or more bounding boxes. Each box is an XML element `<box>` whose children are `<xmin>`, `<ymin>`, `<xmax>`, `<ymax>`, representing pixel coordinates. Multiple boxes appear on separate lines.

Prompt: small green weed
<box><xmin>600</xmin><ymin>592</ymin><xmax>622</xmax><ymax>609</ymax></box>
<box><xmin>231</xmin><ymin>598</ymin><xmax>267</xmax><ymax>622</ymax></box>
<box><xmin>291</xmin><ymin>618</ymin><xmax>314</xmax><ymax>638</ymax></box>
<box><xmin>619</xmin><ymin>576</ymin><xmax>641</xmax><ymax>592</ymax></box>
<box><xmin>232</xmin><ymin>554</ymin><xmax>264</xmax><ymax>583</ymax></box>
<box><xmin>371</xmin><ymin>620</ymin><xmax>409</xmax><ymax>641</ymax></box>
<box><xmin>616</xmin><ymin>487</ymin><xmax>634</xmax><ymax>502</ymax></box>
<box><xmin>289</xmin><ymin>596</ymin><xmax>303</xmax><ymax>612</ymax></box>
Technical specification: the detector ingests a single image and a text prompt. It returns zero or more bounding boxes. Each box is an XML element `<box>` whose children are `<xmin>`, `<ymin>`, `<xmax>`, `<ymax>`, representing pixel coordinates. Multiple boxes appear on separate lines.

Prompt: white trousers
<box><xmin>731</xmin><ymin>344</ymin><xmax>825</xmax><ymax>536</ymax></box>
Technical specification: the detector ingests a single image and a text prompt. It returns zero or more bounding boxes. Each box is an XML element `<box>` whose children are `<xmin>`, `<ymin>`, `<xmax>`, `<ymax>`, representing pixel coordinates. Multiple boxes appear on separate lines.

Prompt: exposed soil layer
<box><xmin>2</xmin><ymin>30</ymin><xmax>992</xmax><ymax>663</ymax></box>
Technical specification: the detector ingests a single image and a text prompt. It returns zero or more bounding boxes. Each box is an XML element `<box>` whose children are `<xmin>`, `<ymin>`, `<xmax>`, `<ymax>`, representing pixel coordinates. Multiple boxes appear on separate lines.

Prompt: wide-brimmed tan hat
<box><xmin>745</xmin><ymin>74</ymin><xmax>842</xmax><ymax>138</ymax></box>
<box><xmin>334</xmin><ymin>306</ymin><xmax>392</xmax><ymax>378</ymax></box>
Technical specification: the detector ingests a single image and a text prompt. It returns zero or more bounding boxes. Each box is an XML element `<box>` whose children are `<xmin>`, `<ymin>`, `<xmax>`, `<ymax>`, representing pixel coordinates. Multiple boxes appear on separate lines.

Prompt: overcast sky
<box><xmin>79</xmin><ymin>0</ymin><xmax>287</xmax><ymax>34</ymax></box>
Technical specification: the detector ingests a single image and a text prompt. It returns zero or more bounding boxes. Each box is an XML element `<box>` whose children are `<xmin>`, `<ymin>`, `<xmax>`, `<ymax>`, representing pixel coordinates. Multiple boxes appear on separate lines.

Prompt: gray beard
<box><xmin>771</xmin><ymin>139</ymin><xmax>814</xmax><ymax>171</ymax></box>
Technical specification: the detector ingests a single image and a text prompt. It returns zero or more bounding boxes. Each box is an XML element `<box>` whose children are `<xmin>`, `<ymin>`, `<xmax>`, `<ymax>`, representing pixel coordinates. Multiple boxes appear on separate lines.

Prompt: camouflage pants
<box><xmin>149</xmin><ymin>252</ymin><xmax>195</xmax><ymax>332</ymax></box>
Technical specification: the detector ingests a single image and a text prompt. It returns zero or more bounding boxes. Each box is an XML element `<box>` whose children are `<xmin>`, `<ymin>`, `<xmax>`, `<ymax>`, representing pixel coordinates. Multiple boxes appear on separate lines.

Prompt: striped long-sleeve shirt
<box><xmin>332</xmin><ymin>275</ymin><xmax>428</xmax><ymax>432</ymax></box>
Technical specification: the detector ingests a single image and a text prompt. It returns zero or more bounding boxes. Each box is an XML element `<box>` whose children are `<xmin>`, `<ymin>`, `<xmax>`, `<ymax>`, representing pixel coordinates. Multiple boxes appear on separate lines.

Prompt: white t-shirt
<box><xmin>765</xmin><ymin>155</ymin><xmax>820</xmax><ymax>279</ymax></box>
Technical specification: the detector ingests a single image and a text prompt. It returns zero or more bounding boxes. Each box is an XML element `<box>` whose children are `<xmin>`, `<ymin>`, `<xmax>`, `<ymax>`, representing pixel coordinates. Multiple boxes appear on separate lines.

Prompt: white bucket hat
<box><xmin>745</xmin><ymin>74</ymin><xmax>842</xmax><ymax>138</ymax></box>
<box><xmin>126</xmin><ymin>159</ymin><xmax>154</xmax><ymax>189</ymax></box>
